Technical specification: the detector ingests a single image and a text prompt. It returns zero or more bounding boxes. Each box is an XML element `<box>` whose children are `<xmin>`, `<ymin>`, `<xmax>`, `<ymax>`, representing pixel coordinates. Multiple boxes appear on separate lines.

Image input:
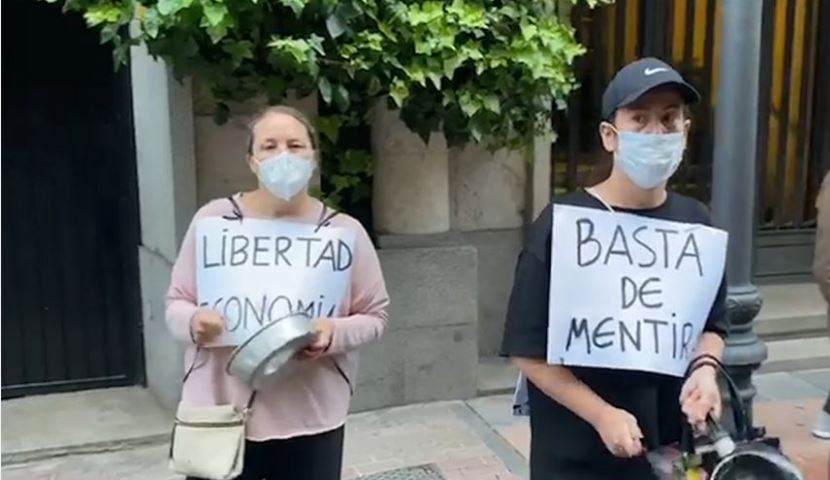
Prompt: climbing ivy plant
<box><xmin>52</xmin><ymin>0</ymin><xmax>611</xmax><ymax>208</ymax></box>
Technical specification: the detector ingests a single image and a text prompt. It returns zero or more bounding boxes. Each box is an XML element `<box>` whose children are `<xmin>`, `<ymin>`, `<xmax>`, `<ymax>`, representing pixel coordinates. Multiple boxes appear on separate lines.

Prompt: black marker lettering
<box><xmin>211</xmin><ymin>297</ymin><xmax>224</xmax><ymax>311</ymax></box>
<box><xmin>252</xmin><ymin>236</ymin><xmax>269</xmax><ymax>266</ymax></box>
<box><xmin>296</xmin><ymin>298</ymin><xmax>317</xmax><ymax>317</ymax></box>
<box><xmin>680</xmin><ymin>322</ymin><xmax>694</xmax><ymax>359</ymax></box>
<box><xmin>643</xmin><ymin>318</ymin><xmax>669</xmax><ymax>354</ymax></box>
<box><xmin>268</xmin><ymin>295</ymin><xmax>293</xmax><ymax>322</ymax></box>
<box><xmin>220</xmin><ymin>228</ymin><xmax>228</xmax><ymax>265</ymax></box>
<box><xmin>314</xmin><ymin>240</ymin><xmax>337</xmax><ymax>270</ymax></box>
<box><xmin>566</xmin><ymin>317</ymin><xmax>591</xmax><ymax>354</ymax></box>
<box><xmin>230</xmin><ymin>235</ymin><xmax>250</xmax><ymax>266</ymax></box>
<box><xmin>639</xmin><ymin>277</ymin><xmax>664</xmax><ymax>309</ymax></box>
<box><xmin>654</xmin><ymin>228</ymin><xmax>679</xmax><ymax>269</ymax></box>
<box><xmin>676</xmin><ymin>232</ymin><xmax>704</xmax><ymax>276</ymax></box>
<box><xmin>592</xmin><ymin>317</ymin><xmax>615</xmax><ymax>349</ymax></box>
<box><xmin>337</xmin><ymin>240</ymin><xmax>353</xmax><ymax>271</ymax></box>
<box><xmin>621</xmin><ymin>276</ymin><xmax>638</xmax><ymax>309</ymax></box>
<box><xmin>672</xmin><ymin>314</ymin><xmax>678</xmax><ymax>359</ymax></box>
<box><xmin>203</xmin><ymin>235</ymin><xmax>222</xmax><ymax>268</ymax></box>
<box><xmin>297</xmin><ymin>237</ymin><xmax>322</xmax><ymax>267</ymax></box>
<box><xmin>604</xmin><ymin>224</ymin><xmax>633</xmax><ymax>265</ymax></box>
<box><xmin>244</xmin><ymin>295</ymin><xmax>266</xmax><ymax>329</ymax></box>
<box><xmin>275</xmin><ymin>237</ymin><xmax>293</xmax><ymax>266</ymax></box>
<box><xmin>224</xmin><ymin>296</ymin><xmax>242</xmax><ymax>332</ymax></box>
<box><xmin>619</xmin><ymin>320</ymin><xmax>642</xmax><ymax>353</ymax></box>
<box><xmin>576</xmin><ymin>219</ymin><xmax>601</xmax><ymax>267</ymax></box>
<box><xmin>633</xmin><ymin>226</ymin><xmax>657</xmax><ymax>267</ymax></box>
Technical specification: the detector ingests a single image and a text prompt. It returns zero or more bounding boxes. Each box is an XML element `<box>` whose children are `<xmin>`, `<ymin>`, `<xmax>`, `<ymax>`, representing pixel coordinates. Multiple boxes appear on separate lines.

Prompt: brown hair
<box><xmin>246</xmin><ymin>105</ymin><xmax>319</xmax><ymax>155</ymax></box>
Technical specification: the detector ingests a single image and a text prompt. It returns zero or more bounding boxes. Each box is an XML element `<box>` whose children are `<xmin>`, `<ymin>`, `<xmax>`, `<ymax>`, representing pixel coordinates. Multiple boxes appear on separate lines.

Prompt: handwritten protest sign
<box><xmin>547</xmin><ymin>205</ymin><xmax>727</xmax><ymax>377</ymax></box>
<box><xmin>195</xmin><ymin>217</ymin><xmax>355</xmax><ymax>346</ymax></box>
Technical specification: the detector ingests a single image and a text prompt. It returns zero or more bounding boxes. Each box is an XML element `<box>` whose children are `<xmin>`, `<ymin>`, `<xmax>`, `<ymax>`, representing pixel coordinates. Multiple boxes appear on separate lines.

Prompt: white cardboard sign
<box><xmin>547</xmin><ymin>205</ymin><xmax>727</xmax><ymax>377</ymax></box>
<box><xmin>195</xmin><ymin>217</ymin><xmax>355</xmax><ymax>346</ymax></box>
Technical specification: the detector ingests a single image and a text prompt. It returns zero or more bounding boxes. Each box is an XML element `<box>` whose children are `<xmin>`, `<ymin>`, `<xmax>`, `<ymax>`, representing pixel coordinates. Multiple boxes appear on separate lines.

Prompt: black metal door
<box><xmin>2</xmin><ymin>0</ymin><xmax>144</xmax><ymax>397</ymax></box>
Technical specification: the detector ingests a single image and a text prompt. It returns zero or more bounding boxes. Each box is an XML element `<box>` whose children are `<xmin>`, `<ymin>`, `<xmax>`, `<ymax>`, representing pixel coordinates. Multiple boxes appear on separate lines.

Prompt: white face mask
<box><xmin>615</xmin><ymin>130</ymin><xmax>685</xmax><ymax>189</ymax></box>
<box><xmin>257</xmin><ymin>152</ymin><xmax>315</xmax><ymax>201</ymax></box>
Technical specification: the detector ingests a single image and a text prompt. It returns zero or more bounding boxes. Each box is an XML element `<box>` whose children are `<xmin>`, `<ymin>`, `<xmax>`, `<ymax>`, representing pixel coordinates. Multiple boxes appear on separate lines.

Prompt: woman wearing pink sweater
<box><xmin>166</xmin><ymin>105</ymin><xmax>389</xmax><ymax>480</ymax></box>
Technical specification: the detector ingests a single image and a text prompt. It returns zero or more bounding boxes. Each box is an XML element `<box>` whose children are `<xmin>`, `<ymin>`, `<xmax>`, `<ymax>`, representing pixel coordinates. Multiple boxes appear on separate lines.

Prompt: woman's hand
<box><xmin>298</xmin><ymin>318</ymin><xmax>334</xmax><ymax>360</ymax></box>
<box><xmin>680</xmin><ymin>364</ymin><xmax>721</xmax><ymax>433</ymax></box>
<box><xmin>592</xmin><ymin>404</ymin><xmax>645</xmax><ymax>458</ymax></box>
<box><xmin>190</xmin><ymin>309</ymin><xmax>225</xmax><ymax>345</ymax></box>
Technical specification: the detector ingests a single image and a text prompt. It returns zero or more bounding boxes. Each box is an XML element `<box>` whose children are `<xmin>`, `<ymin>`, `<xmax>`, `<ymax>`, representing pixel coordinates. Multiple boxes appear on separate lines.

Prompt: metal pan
<box><xmin>226</xmin><ymin>312</ymin><xmax>314</xmax><ymax>390</ymax></box>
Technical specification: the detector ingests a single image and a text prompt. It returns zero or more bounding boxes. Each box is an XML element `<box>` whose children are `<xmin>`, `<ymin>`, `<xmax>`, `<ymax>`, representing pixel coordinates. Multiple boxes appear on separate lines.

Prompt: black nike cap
<box><xmin>601</xmin><ymin>57</ymin><xmax>701</xmax><ymax>120</ymax></box>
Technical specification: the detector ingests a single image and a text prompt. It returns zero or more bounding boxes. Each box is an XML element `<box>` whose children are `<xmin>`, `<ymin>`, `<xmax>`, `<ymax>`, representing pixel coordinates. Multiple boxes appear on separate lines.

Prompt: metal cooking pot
<box><xmin>226</xmin><ymin>312</ymin><xmax>315</xmax><ymax>390</ymax></box>
<box><xmin>710</xmin><ymin>442</ymin><xmax>804</xmax><ymax>480</ymax></box>
<box><xmin>678</xmin><ymin>358</ymin><xmax>804</xmax><ymax>480</ymax></box>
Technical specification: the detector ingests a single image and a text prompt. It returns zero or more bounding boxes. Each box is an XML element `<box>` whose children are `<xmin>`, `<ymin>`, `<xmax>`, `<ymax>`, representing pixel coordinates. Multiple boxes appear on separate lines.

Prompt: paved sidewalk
<box><xmin>2</xmin><ymin>401</ymin><xmax>524</xmax><ymax>480</ymax></box>
<box><xmin>3</xmin><ymin>369</ymin><xmax>829</xmax><ymax>480</ymax></box>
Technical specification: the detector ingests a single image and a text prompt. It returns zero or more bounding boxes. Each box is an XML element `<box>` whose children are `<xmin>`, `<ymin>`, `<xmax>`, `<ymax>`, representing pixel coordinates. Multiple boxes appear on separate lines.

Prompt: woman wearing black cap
<box><xmin>501</xmin><ymin>58</ymin><xmax>728</xmax><ymax>479</ymax></box>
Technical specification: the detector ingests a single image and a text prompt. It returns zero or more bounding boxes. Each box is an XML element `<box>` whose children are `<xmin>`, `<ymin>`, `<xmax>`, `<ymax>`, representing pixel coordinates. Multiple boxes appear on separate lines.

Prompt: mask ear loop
<box><xmin>591</xmin><ymin>122</ymin><xmax>622</xmax><ymax>211</ymax></box>
<box><xmin>584</xmin><ymin>187</ymin><xmax>615</xmax><ymax>213</ymax></box>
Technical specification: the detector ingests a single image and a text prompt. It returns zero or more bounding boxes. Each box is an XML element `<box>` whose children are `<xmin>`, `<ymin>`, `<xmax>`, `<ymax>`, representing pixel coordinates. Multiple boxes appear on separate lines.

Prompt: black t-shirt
<box><xmin>500</xmin><ymin>189</ymin><xmax>728</xmax><ymax>478</ymax></box>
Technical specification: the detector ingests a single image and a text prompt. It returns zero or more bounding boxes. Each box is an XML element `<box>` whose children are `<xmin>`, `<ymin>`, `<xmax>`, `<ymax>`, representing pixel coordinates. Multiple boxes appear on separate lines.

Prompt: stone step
<box><xmin>758</xmin><ymin>336</ymin><xmax>830</xmax><ymax>373</ymax></box>
<box><xmin>755</xmin><ymin>283</ymin><xmax>827</xmax><ymax>340</ymax></box>
<box><xmin>1</xmin><ymin>387</ymin><xmax>172</xmax><ymax>465</ymax></box>
<box><xmin>477</xmin><ymin>338</ymin><xmax>830</xmax><ymax>395</ymax></box>
<box><xmin>477</xmin><ymin>357</ymin><xmax>517</xmax><ymax>396</ymax></box>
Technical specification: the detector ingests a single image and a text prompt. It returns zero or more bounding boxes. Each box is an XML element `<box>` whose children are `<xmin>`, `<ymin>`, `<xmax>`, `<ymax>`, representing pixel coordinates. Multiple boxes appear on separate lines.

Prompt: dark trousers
<box><xmin>187</xmin><ymin>426</ymin><xmax>345</xmax><ymax>480</ymax></box>
<box><xmin>539</xmin><ymin>459</ymin><xmax>657</xmax><ymax>480</ymax></box>
<box><xmin>824</xmin><ymin>393</ymin><xmax>830</xmax><ymax>414</ymax></box>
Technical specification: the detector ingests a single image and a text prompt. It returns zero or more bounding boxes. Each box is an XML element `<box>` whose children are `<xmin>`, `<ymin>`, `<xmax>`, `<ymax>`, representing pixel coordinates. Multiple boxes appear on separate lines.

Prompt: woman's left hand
<box><xmin>679</xmin><ymin>364</ymin><xmax>721</xmax><ymax>433</ymax></box>
<box><xmin>299</xmin><ymin>318</ymin><xmax>334</xmax><ymax>360</ymax></box>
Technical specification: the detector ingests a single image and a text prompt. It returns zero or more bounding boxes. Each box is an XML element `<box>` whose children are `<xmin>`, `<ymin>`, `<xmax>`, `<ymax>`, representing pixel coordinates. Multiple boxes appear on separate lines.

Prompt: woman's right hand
<box><xmin>190</xmin><ymin>308</ymin><xmax>225</xmax><ymax>345</ymax></box>
<box><xmin>592</xmin><ymin>405</ymin><xmax>645</xmax><ymax>458</ymax></box>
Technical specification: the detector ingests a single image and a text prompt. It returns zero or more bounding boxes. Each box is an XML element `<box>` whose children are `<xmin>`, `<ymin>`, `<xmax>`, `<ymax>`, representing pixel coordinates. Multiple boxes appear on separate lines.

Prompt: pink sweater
<box><xmin>166</xmin><ymin>196</ymin><xmax>389</xmax><ymax>440</ymax></box>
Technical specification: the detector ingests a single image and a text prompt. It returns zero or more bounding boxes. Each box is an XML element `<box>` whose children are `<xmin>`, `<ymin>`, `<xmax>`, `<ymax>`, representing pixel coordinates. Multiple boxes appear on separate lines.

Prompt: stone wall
<box><xmin>371</xmin><ymin>103</ymin><xmax>451</xmax><ymax>235</ymax></box>
<box><xmin>449</xmin><ymin>144</ymin><xmax>528</xmax><ymax>356</ymax></box>
<box><xmin>352</xmin><ymin>243</ymin><xmax>478</xmax><ymax>411</ymax></box>
<box><xmin>129</xmin><ymin>44</ymin><xmax>197</xmax><ymax>410</ymax></box>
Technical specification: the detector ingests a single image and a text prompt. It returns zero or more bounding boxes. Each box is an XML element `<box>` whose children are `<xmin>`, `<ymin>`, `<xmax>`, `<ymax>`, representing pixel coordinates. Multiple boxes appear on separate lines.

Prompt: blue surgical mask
<box><xmin>257</xmin><ymin>152</ymin><xmax>315</xmax><ymax>201</ymax></box>
<box><xmin>615</xmin><ymin>130</ymin><xmax>685</xmax><ymax>189</ymax></box>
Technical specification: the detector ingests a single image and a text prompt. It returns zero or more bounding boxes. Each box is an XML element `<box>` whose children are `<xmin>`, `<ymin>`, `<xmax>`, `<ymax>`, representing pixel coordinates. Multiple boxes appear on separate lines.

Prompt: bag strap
<box><xmin>680</xmin><ymin>355</ymin><xmax>747</xmax><ymax>454</ymax></box>
<box><xmin>223</xmin><ymin>195</ymin><xmax>244</xmax><ymax>222</ymax></box>
<box><xmin>314</xmin><ymin>204</ymin><xmax>340</xmax><ymax>232</ymax></box>
<box><xmin>690</xmin><ymin>353</ymin><xmax>747</xmax><ymax>439</ymax></box>
<box><xmin>182</xmin><ymin>347</ymin><xmax>258</xmax><ymax>412</ymax></box>
<box><xmin>314</xmin><ymin>204</ymin><xmax>349</xmax><ymax>395</ymax></box>
<box><xmin>330</xmin><ymin>358</ymin><xmax>354</xmax><ymax>396</ymax></box>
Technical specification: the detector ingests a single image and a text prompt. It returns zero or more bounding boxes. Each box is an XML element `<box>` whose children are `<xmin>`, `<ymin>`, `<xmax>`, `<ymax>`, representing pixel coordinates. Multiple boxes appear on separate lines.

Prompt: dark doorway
<box><xmin>2</xmin><ymin>0</ymin><xmax>144</xmax><ymax>397</ymax></box>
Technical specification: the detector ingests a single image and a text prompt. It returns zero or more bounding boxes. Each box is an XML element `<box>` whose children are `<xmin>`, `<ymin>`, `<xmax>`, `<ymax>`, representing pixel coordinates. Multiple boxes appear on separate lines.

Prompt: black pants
<box><xmin>824</xmin><ymin>393</ymin><xmax>830</xmax><ymax>414</ymax></box>
<box><xmin>187</xmin><ymin>426</ymin><xmax>345</xmax><ymax>480</ymax></box>
<box><xmin>541</xmin><ymin>458</ymin><xmax>657</xmax><ymax>480</ymax></box>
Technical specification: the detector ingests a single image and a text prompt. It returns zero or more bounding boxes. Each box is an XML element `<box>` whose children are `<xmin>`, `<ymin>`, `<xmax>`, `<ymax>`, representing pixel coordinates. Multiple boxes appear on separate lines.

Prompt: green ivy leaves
<box><xmin>60</xmin><ymin>0</ymin><xmax>607</xmax><ymax>151</ymax></box>
<box><xmin>57</xmin><ymin>0</ymin><xmax>611</xmax><ymax>200</ymax></box>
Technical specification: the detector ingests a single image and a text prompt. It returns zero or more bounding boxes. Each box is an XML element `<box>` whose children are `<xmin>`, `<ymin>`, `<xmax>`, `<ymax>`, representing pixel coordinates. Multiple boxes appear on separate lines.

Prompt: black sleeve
<box><xmin>703</xmin><ymin>275</ymin><xmax>729</xmax><ymax>338</ymax></box>
<box><xmin>687</xmin><ymin>197</ymin><xmax>729</xmax><ymax>339</ymax></box>
<box><xmin>500</xmin><ymin>205</ymin><xmax>553</xmax><ymax>359</ymax></box>
<box><xmin>500</xmin><ymin>249</ymin><xmax>551</xmax><ymax>358</ymax></box>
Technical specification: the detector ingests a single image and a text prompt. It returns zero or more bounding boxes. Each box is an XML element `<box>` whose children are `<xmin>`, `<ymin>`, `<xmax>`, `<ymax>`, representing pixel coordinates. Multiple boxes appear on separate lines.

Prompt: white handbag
<box><xmin>169</xmin><ymin>349</ymin><xmax>256</xmax><ymax>480</ymax></box>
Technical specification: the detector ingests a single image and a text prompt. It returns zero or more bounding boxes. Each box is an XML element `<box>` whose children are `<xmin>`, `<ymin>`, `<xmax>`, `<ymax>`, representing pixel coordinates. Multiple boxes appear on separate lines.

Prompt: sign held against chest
<box><xmin>196</xmin><ymin>217</ymin><xmax>356</xmax><ymax>346</ymax></box>
<box><xmin>547</xmin><ymin>205</ymin><xmax>727</xmax><ymax>377</ymax></box>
